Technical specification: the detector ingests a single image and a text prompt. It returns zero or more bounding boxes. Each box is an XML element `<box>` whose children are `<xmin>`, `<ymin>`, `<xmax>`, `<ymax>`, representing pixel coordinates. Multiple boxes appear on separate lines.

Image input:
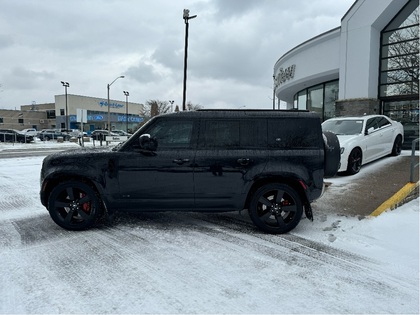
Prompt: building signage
<box><xmin>276</xmin><ymin>64</ymin><xmax>296</xmax><ymax>86</ymax></box>
<box><xmin>70</xmin><ymin>114</ymin><xmax>142</xmax><ymax>123</ymax></box>
<box><xmin>117</xmin><ymin>115</ymin><xmax>143</xmax><ymax>123</ymax></box>
<box><xmin>86</xmin><ymin>115</ymin><xmax>104</xmax><ymax>121</ymax></box>
<box><xmin>99</xmin><ymin>101</ymin><xmax>124</xmax><ymax>109</ymax></box>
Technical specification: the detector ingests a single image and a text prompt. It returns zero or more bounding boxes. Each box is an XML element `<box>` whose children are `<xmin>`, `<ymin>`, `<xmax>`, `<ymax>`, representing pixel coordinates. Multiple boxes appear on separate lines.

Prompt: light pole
<box><xmin>61</xmin><ymin>81</ymin><xmax>69</xmax><ymax>129</ymax></box>
<box><xmin>123</xmin><ymin>91</ymin><xmax>129</xmax><ymax>133</ymax></box>
<box><xmin>107</xmin><ymin>75</ymin><xmax>124</xmax><ymax>130</ymax></box>
<box><xmin>182</xmin><ymin>9</ymin><xmax>197</xmax><ymax>111</ymax></box>
<box><xmin>272</xmin><ymin>75</ymin><xmax>276</xmax><ymax>110</ymax></box>
<box><xmin>169</xmin><ymin>100</ymin><xmax>174</xmax><ymax>112</ymax></box>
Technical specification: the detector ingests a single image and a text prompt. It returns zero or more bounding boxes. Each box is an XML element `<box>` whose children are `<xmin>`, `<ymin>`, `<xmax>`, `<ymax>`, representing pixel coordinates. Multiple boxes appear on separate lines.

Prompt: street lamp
<box><xmin>61</xmin><ymin>81</ymin><xmax>69</xmax><ymax>129</ymax></box>
<box><xmin>272</xmin><ymin>75</ymin><xmax>276</xmax><ymax>110</ymax></box>
<box><xmin>107</xmin><ymin>75</ymin><xmax>124</xmax><ymax>130</ymax></box>
<box><xmin>169</xmin><ymin>100</ymin><xmax>174</xmax><ymax>112</ymax></box>
<box><xmin>182</xmin><ymin>9</ymin><xmax>197</xmax><ymax>111</ymax></box>
<box><xmin>123</xmin><ymin>91</ymin><xmax>129</xmax><ymax>133</ymax></box>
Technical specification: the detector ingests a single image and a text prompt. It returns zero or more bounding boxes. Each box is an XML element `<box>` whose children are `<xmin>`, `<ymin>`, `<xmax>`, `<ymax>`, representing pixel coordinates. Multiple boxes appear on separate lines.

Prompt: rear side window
<box><xmin>268</xmin><ymin>118</ymin><xmax>321</xmax><ymax>149</ymax></box>
<box><xmin>202</xmin><ymin>120</ymin><xmax>240</xmax><ymax>148</ymax></box>
<box><xmin>201</xmin><ymin>119</ymin><xmax>267</xmax><ymax>149</ymax></box>
<box><xmin>378</xmin><ymin>117</ymin><xmax>391</xmax><ymax>128</ymax></box>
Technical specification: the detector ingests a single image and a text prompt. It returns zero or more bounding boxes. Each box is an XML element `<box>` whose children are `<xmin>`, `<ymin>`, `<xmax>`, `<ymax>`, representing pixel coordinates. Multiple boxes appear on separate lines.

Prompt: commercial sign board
<box><xmin>99</xmin><ymin>101</ymin><xmax>124</xmax><ymax>109</ymax></box>
<box><xmin>275</xmin><ymin>64</ymin><xmax>296</xmax><ymax>86</ymax></box>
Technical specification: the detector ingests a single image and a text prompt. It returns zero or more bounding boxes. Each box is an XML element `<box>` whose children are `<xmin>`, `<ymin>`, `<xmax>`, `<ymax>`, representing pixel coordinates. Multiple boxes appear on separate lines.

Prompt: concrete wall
<box><xmin>274</xmin><ymin>28</ymin><xmax>341</xmax><ymax>106</ymax></box>
<box><xmin>0</xmin><ymin>109</ymin><xmax>50</xmax><ymax>131</ymax></box>
<box><xmin>339</xmin><ymin>0</ymin><xmax>409</xmax><ymax>100</ymax></box>
<box><xmin>54</xmin><ymin>94</ymin><xmax>143</xmax><ymax>117</ymax></box>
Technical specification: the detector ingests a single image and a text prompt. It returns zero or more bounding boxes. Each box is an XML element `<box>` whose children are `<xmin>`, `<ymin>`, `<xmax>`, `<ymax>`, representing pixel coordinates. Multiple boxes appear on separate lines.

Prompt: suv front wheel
<box><xmin>48</xmin><ymin>181</ymin><xmax>102</xmax><ymax>230</ymax></box>
<box><xmin>249</xmin><ymin>183</ymin><xmax>303</xmax><ymax>234</ymax></box>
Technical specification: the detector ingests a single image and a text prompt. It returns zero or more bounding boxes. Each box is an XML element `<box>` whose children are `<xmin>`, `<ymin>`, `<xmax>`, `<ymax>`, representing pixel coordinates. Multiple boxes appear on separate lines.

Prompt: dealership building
<box><xmin>273</xmin><ymin>0</ymin><xmax>418</xmax><ymax>147</ymax></box>
<box><xmin>0</xmin><ymin>94</ymin><xmax>144</xmax><ymax>133</ymax></box>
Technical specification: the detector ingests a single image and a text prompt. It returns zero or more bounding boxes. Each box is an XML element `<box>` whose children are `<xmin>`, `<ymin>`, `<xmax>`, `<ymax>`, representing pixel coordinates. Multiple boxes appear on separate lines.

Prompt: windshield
<box><xmin>322</xmin><ymin>119</ymin><xmax>363</xmax><ymax>135</ymax></box>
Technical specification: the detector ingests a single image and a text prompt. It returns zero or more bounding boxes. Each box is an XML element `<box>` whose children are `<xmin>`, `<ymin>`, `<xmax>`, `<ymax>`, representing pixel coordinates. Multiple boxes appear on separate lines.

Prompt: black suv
<box><xmin>40</xmin><ymin>110</ymin><xmax>339</xmax><ymax>234</ymax></box>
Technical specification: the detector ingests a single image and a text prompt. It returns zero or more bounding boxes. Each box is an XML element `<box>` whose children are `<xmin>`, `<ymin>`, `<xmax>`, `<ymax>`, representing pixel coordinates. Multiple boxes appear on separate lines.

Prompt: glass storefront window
<box><xmin>294</xmin><ymin>80</ymin><xmax>338</xmax><ymax>121</ymax></box>
<box><xmin>380</xmin><ymin>0</ymin><xmax>419</xmax><ymax>149</ymax></box>
<box><xmin>308</xmin><ymin>85</ymin><xmax>324</xmax><ymax>119</ymax></box>
<box><xmin>324</xmin><ymin>81</ymin><xmax>339</xmax><ymax>120</ymax></box>
<box><xmin>297</xmin><ymin>90</ymin><xmax>307</xmax><ymax>110</ymax></box>
<box><xmin>380</xmin><ymin>0</ymin><xmax>419</xmax><ymax>99</ymax></box>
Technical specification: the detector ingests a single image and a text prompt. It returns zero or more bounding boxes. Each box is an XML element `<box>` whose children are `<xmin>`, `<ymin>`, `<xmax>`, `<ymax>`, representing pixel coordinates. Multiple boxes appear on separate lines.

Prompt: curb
<box><xmin>370</xmin><ymin>181</ymin><xmax>420</xmax><ymax>217</ymax></box>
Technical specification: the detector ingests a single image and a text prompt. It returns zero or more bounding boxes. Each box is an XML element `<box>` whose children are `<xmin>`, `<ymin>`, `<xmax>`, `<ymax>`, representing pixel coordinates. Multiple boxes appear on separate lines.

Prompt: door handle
<box><xmin>173</xmin><ymin>158</ymin><xmax>190</xmax><ymax>165</ymax></box>
<box><xmin>237</xmin><ymin>158</ymin><xmax>250</xmax><ymax>166</ymax></box>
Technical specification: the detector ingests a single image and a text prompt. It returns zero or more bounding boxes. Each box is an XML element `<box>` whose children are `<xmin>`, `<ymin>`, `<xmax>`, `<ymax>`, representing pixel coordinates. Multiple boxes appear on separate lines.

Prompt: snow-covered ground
<box><xmin>0</xmin><ymin>141</ymin><xmax>419</xmax><ymax>314</ymax></box>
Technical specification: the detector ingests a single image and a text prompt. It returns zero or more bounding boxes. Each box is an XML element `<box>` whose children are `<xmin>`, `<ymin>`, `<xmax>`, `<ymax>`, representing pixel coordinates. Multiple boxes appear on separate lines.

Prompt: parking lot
<box><xmin>0</xmin><ymin>145</ymin><xmax>418</xmax><ymax>313</ymax></box>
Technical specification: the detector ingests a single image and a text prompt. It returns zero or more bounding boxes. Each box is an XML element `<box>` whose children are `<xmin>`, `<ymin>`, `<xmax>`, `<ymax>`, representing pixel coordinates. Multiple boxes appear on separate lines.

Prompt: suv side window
<box><xmin>241</xmin><ymin>119</ymin><xmax>267</xmax><ymax>148</ymax></box>
<box><xmin>148</xmin><ymin>120</ymin><xmax>194</xmax><ymax>148</ymax></box>
<box><xmin>201</xmin><ymin>119</ymin><xmax>267</xmax><ymax>149</ymax></box>
<box><xmin>202</xmin><ymin>120</ymin><xmax>240</xmax><ymax>148</ymax></box>
<box><xmin>268</xmin><ymin>118</ymin><xmax>321</xmax><ymax>149</ymax></box>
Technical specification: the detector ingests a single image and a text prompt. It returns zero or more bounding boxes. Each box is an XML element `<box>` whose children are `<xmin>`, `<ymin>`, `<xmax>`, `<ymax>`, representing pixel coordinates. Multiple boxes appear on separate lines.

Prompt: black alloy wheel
<box><xmin>249</xmin><ymin>183</ymin><xmax>303</xmax><ymax>234</ymax></box>
<box><xmin>391</xmin><ymin>136</ymin><xmax>402</xmax><ymax>156</ymax></box>
<box><xmin>347</xmin><ymin>148</ymin><xmax>362</xmax><ymax>175</ymax></box>
<box><xmin>48</xmin><ymin>181</ymin><xmax>102</xmax><ymax>230</ymax></box>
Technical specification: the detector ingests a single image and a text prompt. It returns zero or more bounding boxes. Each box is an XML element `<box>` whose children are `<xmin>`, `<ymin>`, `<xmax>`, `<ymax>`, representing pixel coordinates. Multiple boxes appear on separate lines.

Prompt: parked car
<box><xmin>91</xmin><ymin>130</ymin><xmax>118</xmax><ymax>141</ymax></box>
<box><xmin>322</xmin><ymin>115</ymin><xmax>404</xmax><ymax>175</ymax></box>
<box><xmin>38</xmin><ymin>129</ymin><xmax>70</xmax><ymax>141</ymax></box>
<box><xmin>60</xmin><ymin>129</ymin><xmax>83</xmax><ymax>138</ymax></box>
<box><xmin>112</xmin><ymin>130</ymin><xmax>132</xmax><ymax>137</ymax></box>
<box><xmin>0</xmin><ymin>129</ymin><xmax>34</xmax><ymax>143</ymax></box>
<box><xmin>40</xmin><ymin>110</ymin><xmax>340</xmax><ymax>234</ymax></box>
<box><xmin>21</xmin><ymin>128</ymin><xmax>38</xmax><ymax>137</ymax></box>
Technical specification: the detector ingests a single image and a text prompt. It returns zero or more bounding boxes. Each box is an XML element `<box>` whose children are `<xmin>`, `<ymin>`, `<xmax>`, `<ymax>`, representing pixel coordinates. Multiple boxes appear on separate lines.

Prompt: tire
<box><xmin>346</xmin><ymin>148</ymin><xmax>362</xmax><ymax>175</ymax></box>
<box><xmin>249</xmin><ymin>183</ymin><xmax>303</xmax><ymax>234</ymax></box>
<box><xmin>48</xmin><ymin>181</ymin><xmax>102</xmax><ymax>230</ymax></box>
<box><xmin>391</xmin><ymin>135</ymin><xmax>402</xmax><ymax>156</ymax></box>
<box><xmin>323</xmin><ymin>131</ymin><xmax>341</xmax><ymax>178</ymax></box>
<box><xmin>44</xmin><ymin>136</ymin><xmax>50</xmax><ymax>141</ymax></box>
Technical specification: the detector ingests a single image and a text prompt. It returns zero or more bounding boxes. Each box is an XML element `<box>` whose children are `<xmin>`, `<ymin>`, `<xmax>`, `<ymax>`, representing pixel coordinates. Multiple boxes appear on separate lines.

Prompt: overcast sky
<box><xmin>0</xmin><ymin>0</ymin><xmax>355</xmax><ymax>110</ymax></box>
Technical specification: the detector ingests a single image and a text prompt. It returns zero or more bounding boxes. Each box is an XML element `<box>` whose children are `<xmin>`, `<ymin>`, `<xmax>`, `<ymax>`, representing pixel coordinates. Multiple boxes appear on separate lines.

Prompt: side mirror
<box><xmin>139</xmin><ymin>134</ymin><xmax>158</xmax><ymax>151</ymax></box>
<box><xmin>366</xmin><ymin>127</ymin><xmax>375</xmax><ymax>135</ymax></box>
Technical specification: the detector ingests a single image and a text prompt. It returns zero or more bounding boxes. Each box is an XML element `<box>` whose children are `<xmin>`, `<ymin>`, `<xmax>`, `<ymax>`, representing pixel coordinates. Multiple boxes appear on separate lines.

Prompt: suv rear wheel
<box><xmin>48</xmin><ymin>181</ymin><xmax>102</xmax><ymax>230</ymax></box>
<box><xmin>249</xmin><ymin>183</ymin><xmax>303</xmax><ymax>234</ymax></box>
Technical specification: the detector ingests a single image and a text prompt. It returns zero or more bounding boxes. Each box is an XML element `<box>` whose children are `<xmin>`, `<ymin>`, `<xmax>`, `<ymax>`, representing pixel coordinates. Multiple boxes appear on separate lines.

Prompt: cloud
<box><xmin>6</xmin><ymin>67</ymin><xmax>55</xmax><ymax>90</ymax></box>
<box><xmin>126</xmin><ymin>60</ymin><xmax>164</xmax><ymax>83</ymax></box>
<box><xmin>0</xmin><ymin>0</ymin><xmax>355</xmax><ymax>109</ymax></box>
<box><xmin>0</xmin><ymin>34</ymin><xmax>13</xmax><ymax>49</ymax></box>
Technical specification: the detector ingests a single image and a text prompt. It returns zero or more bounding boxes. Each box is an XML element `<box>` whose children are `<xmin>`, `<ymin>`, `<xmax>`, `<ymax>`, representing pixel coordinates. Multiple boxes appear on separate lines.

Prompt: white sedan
<box><xmin>322</xmin><ymin>115</ymin><xmax>404</xmax><ymax>175</ymax></box>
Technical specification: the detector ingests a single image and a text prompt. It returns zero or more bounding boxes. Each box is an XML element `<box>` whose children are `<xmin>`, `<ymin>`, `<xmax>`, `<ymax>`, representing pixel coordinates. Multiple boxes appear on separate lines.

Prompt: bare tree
<box><xmin>186</xmin><ymin>101</ymin><xmax>203</xmax><ymax>111</ymax></box>
<box><xmin>139</xmin><ymin>100</ymin><xmax>171</xmax><ymax>119</ymax></box>
<box><xmin>136</xmin><ymin>99</ymin><xmax>203</xmax><ymax>130</ymax></box>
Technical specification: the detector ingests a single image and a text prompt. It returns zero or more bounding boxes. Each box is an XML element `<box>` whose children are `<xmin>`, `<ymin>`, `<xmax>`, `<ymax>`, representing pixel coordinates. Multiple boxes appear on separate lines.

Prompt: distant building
<box><xmin>274</xmin><ymin>0</ymin><xmax>419</xmax><ymax>147</ymax></box>
<box><xmin>0</xmin><ymin>94</ymin><xmax>144</xmax><ymax>133</ymax></box>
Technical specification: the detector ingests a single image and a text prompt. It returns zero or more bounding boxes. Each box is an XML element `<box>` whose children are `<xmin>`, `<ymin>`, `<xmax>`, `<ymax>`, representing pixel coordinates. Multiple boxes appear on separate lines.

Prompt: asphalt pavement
<box><xmin>320</xmin><ymin>154</ymin><xmax>419</xmax><ymax>218</ymax></box>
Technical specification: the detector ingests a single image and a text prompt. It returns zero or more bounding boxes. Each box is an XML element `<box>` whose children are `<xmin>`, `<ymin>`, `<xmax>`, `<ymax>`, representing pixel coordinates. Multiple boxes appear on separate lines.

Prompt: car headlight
<box><xmin>340</xmin><ymin>147</ymin><xmax>345</xmax><ymax>154</ymax></box>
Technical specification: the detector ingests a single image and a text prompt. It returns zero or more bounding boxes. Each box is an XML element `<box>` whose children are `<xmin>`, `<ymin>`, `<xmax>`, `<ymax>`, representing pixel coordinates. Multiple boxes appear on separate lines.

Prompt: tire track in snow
<box><xmin>184</xmin><ymin>212</ymin><xmax>418</xmax><ymax>308</ymax></box>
